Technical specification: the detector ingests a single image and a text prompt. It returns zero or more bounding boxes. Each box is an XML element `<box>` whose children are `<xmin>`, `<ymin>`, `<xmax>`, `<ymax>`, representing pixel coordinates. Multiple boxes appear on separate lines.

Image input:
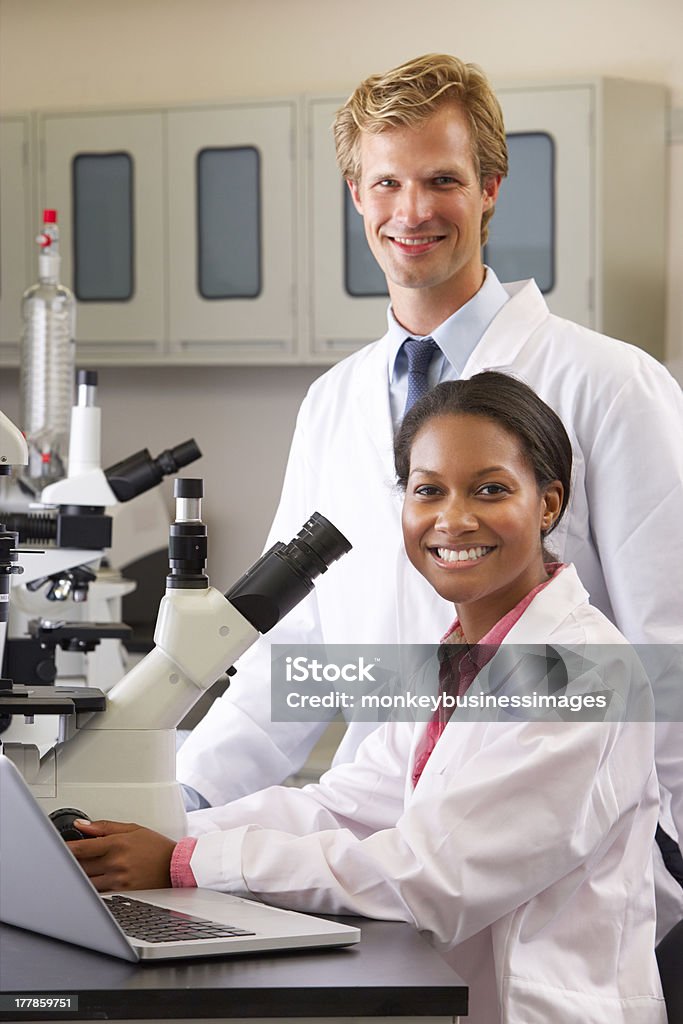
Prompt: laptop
<box><xmin>0</xmin><ymin>755</ymin><xmax>360</xmax><ymax>962</ymax></box>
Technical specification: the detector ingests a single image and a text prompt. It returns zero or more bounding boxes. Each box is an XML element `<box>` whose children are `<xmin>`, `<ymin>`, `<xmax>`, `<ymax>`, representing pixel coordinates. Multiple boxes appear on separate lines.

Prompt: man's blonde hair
<box><xmin>333</xmin><ymin>53</ymin><xmax>508</xmax><ymax>243</ymax></box>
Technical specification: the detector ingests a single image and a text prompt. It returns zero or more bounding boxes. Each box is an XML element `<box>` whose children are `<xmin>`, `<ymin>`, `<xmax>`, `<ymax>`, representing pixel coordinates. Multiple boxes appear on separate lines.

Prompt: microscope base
<box><xmin>6</xmin><ymin>727</ymin><xmax>188</xmax><ymax>839</ymax></box>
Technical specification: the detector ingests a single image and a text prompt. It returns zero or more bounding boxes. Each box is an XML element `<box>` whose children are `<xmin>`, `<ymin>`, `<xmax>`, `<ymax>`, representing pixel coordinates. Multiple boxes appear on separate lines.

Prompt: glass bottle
<box><xmin>19</xmin><ymin>210</ymin><xmax>76</xmax><ymax>489</ymax></box>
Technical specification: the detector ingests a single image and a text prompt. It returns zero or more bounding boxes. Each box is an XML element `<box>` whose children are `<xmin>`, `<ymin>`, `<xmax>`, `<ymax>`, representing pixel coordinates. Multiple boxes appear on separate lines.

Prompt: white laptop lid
<box><xmin>0</xmin><ymin>755</ymin><xmax>360</xmax><ymax>961</ymax></box>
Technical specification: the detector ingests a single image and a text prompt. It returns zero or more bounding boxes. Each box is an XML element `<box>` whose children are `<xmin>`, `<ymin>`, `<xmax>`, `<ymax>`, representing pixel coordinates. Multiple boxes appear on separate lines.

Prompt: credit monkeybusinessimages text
<box><xmin>285</xmin><ymin>690</ymin><xmax>608</xmax><ymax>712</ymax></box>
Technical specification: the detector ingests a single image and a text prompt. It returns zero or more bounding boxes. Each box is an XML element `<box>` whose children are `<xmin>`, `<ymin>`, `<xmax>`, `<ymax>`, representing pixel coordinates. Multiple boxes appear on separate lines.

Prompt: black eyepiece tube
<box><xmin>105</xmin><ymin>440</ymin><xmax>202</xmax><ymax>502</ymax></box>
<box><xmin>156</xmin><ymin>440</ymin><xmax>202</xmax><ymax>478</ymax></box>
<box><xmin>225</xmin><ymin>513</ymin><xmax>352</xmax><ymax>634</ymax></box>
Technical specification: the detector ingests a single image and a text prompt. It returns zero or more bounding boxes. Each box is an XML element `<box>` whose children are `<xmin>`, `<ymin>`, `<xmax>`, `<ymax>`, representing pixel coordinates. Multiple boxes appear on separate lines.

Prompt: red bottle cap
<box><xmin>43</xmin><ymin>209</ymin><xmax>57</xmax><ymax>223</ymax></box>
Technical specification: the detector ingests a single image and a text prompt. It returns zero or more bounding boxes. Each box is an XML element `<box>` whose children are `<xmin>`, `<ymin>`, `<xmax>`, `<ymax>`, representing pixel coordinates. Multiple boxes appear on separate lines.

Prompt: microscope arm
<box><xmin>88</xmin><ymin>586</ymin><xmax>259</xmax><ymax>732</ymax></box>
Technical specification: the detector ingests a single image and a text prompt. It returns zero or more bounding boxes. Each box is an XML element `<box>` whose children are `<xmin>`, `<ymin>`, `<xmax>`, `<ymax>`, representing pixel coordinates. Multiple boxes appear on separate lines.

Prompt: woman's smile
<box><xmin>429</xmin><ymin>544</ymin><xmax>496</xmax><ymax>566</ymax></box>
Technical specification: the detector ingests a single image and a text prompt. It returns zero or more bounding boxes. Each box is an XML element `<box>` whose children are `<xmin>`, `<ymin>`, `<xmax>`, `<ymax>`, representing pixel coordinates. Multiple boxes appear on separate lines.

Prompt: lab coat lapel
<box><xmin>502</xmin><ymin>565</ymin><xmax>590</xmax><ymax>645</ymax></box>
<box><xmin>352</xmin><ymin>332</ymin><xmax>397</xmax><ymax>479</ymax></box>
<box><xmin>461</xmin><ymin>279</ymin><xmax>550</xmax><ymax>378</ymax></box>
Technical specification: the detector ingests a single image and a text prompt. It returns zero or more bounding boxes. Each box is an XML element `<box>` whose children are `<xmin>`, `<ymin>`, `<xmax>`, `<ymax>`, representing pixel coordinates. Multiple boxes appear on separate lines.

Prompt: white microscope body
<box><xmin>13</xmin><ymin>584</ymin><xmax>258</xmax><ymax>838</ymax></box>
<box><xmin>2</xmin><ymin>476</ymin><xmax>350</xmax><ymax>838</ymax></box>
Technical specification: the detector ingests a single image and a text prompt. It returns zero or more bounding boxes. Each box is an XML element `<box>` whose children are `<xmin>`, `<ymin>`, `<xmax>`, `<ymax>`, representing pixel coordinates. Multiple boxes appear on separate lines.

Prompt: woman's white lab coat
<box><xmin>187</xmin><ymin>566</ymin><xmax>665</xmax><ymax>1024</ymax></box>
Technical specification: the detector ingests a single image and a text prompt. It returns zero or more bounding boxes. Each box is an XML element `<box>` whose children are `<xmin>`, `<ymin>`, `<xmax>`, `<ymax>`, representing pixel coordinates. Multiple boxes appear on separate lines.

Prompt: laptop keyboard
<box><xmin>103</xmin><ymin>894</ymin><xmax>256</xmax><ymax>943</ymax></box>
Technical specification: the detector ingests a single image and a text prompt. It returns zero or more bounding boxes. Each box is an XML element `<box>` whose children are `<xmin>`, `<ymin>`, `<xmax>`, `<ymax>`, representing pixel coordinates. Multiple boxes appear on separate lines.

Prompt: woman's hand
<box><xmin>67</xmin><ymin>819</ymin><xmax>176</xmax><ymax>893</ymax></box>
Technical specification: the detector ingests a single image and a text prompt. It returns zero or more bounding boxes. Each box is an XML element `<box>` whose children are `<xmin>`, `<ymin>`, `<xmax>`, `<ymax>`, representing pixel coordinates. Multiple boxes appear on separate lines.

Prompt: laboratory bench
<box><xmin>0</xmin><ymin>916</ymin><xmax>468</xmax><ymax>1023</ymax></box>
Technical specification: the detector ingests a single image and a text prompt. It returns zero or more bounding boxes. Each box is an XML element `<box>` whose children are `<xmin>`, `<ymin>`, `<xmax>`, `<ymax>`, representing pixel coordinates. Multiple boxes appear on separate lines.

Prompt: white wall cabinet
<box><xmin>306</xmin><ymin>80</ymin><xmax>667</xmax><ymax>362</ymax></box>
<box><xmin>30</xmin><ymin>101</ymin><xmax>298</xmax><ymax>365</ymax></box>
<box><xmin>0</xmin><ymin>79</ymin><xmax>668</xmax><ymax>367</ymax></box>
<box><xmin>0</xmin><ymin>116</ymin><xmax>33</xmax><ymax>364</ymax></box>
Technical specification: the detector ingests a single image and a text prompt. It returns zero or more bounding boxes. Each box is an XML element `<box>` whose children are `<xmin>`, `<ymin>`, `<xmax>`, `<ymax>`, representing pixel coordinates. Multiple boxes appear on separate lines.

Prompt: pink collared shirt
<box><xmin>411</xmin><ymin>564</ymin><xmax>567</xmax><ymax>788</ymax></box>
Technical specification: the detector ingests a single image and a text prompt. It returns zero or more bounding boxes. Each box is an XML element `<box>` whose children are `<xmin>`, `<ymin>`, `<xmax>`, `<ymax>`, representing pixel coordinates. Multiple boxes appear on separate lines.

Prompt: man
<box><xmin>177</xmin><ymin>53</ymin><xmax>683</xmax><ymax>932</ymax></box>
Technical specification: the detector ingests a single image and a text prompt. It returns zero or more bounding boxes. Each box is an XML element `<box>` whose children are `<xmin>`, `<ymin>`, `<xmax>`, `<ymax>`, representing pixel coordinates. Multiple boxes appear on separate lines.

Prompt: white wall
<box><xmin>2</xmin><ymin>0</ymin><xmax>682</xmax><ymax>109</ymax></box>
<box><xmin>1</xmin><ymin>0</ymin><xmax>682</xmax><ymax>580</ymax></box>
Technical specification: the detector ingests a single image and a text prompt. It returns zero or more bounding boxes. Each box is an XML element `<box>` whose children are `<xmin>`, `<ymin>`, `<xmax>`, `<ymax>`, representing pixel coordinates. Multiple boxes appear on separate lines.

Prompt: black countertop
<box><xmin>0</xmin><ymin>917</ymin><xmax>468</xmax><ymax>1020</ymax></box>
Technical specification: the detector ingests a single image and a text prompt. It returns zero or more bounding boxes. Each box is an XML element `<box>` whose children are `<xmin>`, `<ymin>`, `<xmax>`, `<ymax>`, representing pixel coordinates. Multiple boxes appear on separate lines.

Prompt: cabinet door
<box><xmin>307</xmin><ymin>97</ymin><xmax>389</xmax><ymax>360</ymax></box>
<box><xmin>489</xmin><ymin>85</ymin><xmax>593</xmax><ymax>327</ymax></box>
<box><xmin>0</xmin><ymin>116</ymin><xmax>33</xmax><ymax>363</ymax></box>
<box><xmin>39</xmin><ymin>111</ymin><xmax>165</xmax><ymax>359</ymax></box>
<box><xmin>167</xmin><ymin>102</ymin><xmax>297</xmax><ymax>361</ymax></box>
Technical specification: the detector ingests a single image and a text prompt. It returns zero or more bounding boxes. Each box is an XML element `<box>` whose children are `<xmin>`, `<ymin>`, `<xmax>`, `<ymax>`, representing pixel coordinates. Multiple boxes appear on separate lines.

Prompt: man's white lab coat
<box><xmin>186</xmin><ymin>566</ymin><xmax>665</xmax><ymax>1024</ymax></box>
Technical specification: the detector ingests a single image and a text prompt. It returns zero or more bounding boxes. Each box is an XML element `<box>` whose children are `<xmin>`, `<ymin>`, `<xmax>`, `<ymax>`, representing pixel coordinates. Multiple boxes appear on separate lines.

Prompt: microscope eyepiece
<box><xmin>225</xmin><ymin>513</ymin><xmax>351</xmax><ymax>634</ymax></box>
<box><xmin>174</xmin><ymin>478</ymin><xmax>203</xmax><ymax>499</ymax></box>
<box><xmin>166</xmin><ymin>478</ymin><xmax>207</xmax><ymax>589</ymax></box>
<box><xmin>157</xmin><ymin>440</ymin><xmax>202</xmax><ymax>479</ymax></box>
<box><xmin>105</xmin><ymin>440</ymin><xmax>202</xmax><ymax>502</ymax></box>
<box><xmin>278</xmin><ymin>513</ymin><xmax>352</xmax><ymax>580</ymax></box>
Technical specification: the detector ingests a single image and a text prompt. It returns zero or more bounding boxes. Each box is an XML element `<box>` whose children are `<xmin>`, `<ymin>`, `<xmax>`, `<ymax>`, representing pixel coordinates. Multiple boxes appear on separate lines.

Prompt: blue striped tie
<box><xmin>403</xmin><ymin>337</ymin><xmax>438</xmax><ymax>415</ymax></box>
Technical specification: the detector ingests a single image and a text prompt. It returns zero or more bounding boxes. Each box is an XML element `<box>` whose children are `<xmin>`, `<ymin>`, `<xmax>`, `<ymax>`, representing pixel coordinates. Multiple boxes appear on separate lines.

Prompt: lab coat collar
<box><xmin>461</xmin><ymin>279</ymin><xmax>549</xmax><ymax>377</ymax></box>
<box><xmin>501</xmin><ymin>563</ymin><xmax>590</xmax><ymax>645</ymax></box>
<box><xmin>380</xmin><ymin>277</ymin><xmax>550</xmax><ymax>380</ymax></box>
<box><xmin>385</xmin><ymin>267</ymin><xmax>510</xmax><ymax>378</ymax></box>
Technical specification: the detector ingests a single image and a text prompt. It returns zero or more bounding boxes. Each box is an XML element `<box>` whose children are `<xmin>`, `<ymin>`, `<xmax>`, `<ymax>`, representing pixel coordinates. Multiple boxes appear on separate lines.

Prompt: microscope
<box><xmin>2</xmin><ymin>370</ymin><xmax>201</xmax><ymax>699</ymax></box>
<box><xmin>0</xmin><ymin>410</ymin><xmax>31</xmax><ymax>673</ymax></box>
<box><xmin>0</xmin><ymin>413</ymin><xmax>97</xmax><ymax>753</ymax></box>
<box><xmin>1</xmin><ymin>453</ymin><xmax>351</xmax><ymax>837</ymax></box>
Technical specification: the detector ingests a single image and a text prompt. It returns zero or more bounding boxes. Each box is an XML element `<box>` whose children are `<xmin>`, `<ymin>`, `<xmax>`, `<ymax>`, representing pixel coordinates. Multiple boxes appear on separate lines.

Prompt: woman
<box><xmin>70</xmin><ymin>373</ymin><xmax>664</xmax><ymax>1023</ymax></box>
